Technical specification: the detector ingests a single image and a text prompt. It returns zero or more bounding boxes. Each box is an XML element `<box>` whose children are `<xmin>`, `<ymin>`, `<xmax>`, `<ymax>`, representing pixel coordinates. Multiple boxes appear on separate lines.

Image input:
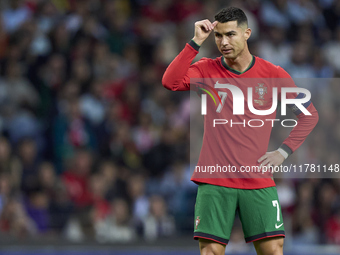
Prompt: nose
<box><xmin>221</xmin><ymin>35</ymin><xmax>229</xmax><ymax>46</ymax></box>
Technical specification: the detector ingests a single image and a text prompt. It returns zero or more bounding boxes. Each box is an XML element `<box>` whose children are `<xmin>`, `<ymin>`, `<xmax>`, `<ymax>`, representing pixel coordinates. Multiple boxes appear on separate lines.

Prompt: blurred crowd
<box><xmin>0</xmin><ymin>0</ymin><xmax>339</xmax><ymax>248</ymax></box>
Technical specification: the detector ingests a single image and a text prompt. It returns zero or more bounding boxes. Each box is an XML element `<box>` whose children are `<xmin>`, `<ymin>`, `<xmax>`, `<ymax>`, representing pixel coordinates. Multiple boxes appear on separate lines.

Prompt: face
<box><xmin>214</xmin><ymin>21</ymin><xmax>251</xmax><ymax>60</ymax></box>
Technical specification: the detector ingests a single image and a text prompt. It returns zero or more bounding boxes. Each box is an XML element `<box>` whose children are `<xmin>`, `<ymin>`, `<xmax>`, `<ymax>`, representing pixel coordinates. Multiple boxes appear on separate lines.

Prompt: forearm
<box><xmin>279</xmin><ymin>103</ymin><xmax>319</xmax><ymax>156</ymax></box>
<box><xmin>162</xmin><ymin>40</ymin><xmax>200</xmax><ymax>91</ymax></box>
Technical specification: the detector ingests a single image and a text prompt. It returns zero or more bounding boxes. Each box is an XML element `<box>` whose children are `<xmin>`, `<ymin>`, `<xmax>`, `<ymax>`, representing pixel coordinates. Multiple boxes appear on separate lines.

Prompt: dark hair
<box><xmin>214</xmin><ymin>7</ymin><xmax>248</xmax><ymax>27</ymax></box>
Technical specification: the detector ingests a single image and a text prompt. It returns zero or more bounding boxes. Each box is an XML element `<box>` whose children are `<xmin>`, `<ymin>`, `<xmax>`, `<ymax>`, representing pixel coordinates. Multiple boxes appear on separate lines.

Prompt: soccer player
<box><xmin>162</xmin><ymin>7</ymin><xmax>319</xmax><ymax>255</ymax></box>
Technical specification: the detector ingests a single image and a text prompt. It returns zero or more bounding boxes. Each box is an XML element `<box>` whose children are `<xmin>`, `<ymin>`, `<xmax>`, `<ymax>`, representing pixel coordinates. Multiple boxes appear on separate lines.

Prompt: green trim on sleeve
<box><xmin>189</xmin><ymin>40</ymin><xmax>201</xmax><ymax>51</ymax></box>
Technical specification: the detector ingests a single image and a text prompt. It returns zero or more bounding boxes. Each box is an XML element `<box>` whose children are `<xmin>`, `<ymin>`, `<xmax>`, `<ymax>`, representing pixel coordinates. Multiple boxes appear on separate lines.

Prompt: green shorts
<box><xmin>193</xmin><ymin>183</ymin><xmax>285</xmax><ymax>245</ymax></box>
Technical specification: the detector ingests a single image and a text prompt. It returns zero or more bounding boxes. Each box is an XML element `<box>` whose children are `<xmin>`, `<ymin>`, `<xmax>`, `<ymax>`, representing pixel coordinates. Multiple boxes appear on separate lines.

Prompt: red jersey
<box><xmin>162</xmin><ymin>41</ymin><xmax>319</xmax><ymax>189</ymax></box>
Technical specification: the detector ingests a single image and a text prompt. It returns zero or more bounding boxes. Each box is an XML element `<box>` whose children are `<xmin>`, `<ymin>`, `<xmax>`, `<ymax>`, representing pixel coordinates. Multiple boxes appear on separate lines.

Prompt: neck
<box><xmin>224</xmin><ymin>49</ymin><xmax>253</xmax><ymax>73</ymax></box>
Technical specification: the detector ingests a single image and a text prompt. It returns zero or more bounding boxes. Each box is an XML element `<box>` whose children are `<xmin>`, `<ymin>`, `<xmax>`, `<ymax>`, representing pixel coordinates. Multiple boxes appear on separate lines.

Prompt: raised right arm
<box><xmin>162</xmin><ymin>20</ymin><xmax>217</xmax><ymax>91</ymax></box>
<box><xmin>162</xmin><ymin>41</ymin><xmax>201</xmax><ymax>91</ymax></box>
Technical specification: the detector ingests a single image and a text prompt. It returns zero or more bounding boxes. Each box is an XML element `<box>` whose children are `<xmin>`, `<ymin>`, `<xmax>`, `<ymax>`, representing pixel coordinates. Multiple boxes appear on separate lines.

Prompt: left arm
<box><xmin>258</xmin><ymin>101</ymin><xmax>319</xmax><ymax>168</ymax></box>
<box><xmin>259</xmin><ymin>66</ymin><xmax>319</xmax><ymax>168</ymax></box>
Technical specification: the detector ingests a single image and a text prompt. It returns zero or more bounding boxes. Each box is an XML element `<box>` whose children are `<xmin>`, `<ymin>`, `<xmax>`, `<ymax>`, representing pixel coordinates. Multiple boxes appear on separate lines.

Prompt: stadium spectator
<box><xmin>95</xmin><ymin>198</ymin><xmax>136</xmax><ymax>243</ymax></box>
<box><xmin>143</xmin><ymin>195</ymin><xmax>175</xmax><ymax>241</ymax></box>
<box><xmin>0</xmin><ymin>197</ymin><xmax>37</xmax><ymax>236</ymax></box>
<box><xmin>127</xmin><ymin>174</ymin><xmax>149</xmax><ymax>228</ymax></box>
<box><xmin>24</xmin><ymin>184</ymin><xmax>50</xmax><ymax>233</ymax></box>
<box><xmin>1</xmin><ymin>0</ymin><xmax>32</xmax><ymax>33</ymax></box>
<box><xmin>18</xmin><ymin>137</ymin><xmax>41</xmax><ymax>192</ymax></box>
<box><xmin>61</xmin><ymin>148</ymin><xmax>93</xmax><ymax>208</ymax></box>
<box><xmin>53</xmin><ymin>99</ymin><xmax>97</xmax><ymax>170</ymax></box>
<box><xmin>257</xmin><ymin>26</ymin><xmax>292</xmax><ymax>68</ymax></box>
<box><xmin>260</xmin><ymin>0</ymin><xmax>290</xmax><ymax>29</ymax></box>
<box><xmin>325</xmin><ymin>207</ymin><xmax>340</xmax><ymax>244</ymax></box>
<box><xmin>80</xmin><ymin>80</ymin><xmax>107</xmax><ymax>126</ymax></box>
<box><xmin>0</xmin><ymin>137</ymin><xmax>22</xmax><ymax>192</ymax></box>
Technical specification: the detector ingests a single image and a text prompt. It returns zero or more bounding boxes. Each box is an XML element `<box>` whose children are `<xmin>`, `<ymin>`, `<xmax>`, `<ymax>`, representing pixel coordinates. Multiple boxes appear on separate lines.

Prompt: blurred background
<box><xmin>0</xmin><ymin>0</ymin><xmax>339</xmax><ymax>254</ymax></box>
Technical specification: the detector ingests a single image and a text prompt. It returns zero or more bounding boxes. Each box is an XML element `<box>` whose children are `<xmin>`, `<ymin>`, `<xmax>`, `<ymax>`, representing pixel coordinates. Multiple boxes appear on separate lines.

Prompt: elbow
<box><xmin>314</xmin><ymin>110</ymin><xmax>319</xmax><ymax>127</ymax></box>
<box><xmin>162</xmin><ymin>75</ymin><xmax>177</xmax><ymax>91</ymax></box>
<box><xmin>161</xmin><ymin>78</ymin><xmax>171</xmax><ymax>90</ymax></box>
<box><xmin>305</xmin><ymin>103</ymin><xmax>319</xmax><ymax>128</ymax></box>
<box><xmin>307</xmin><ymin>109</ymin><xmax>319</xmax><ymax>129</ymax></box>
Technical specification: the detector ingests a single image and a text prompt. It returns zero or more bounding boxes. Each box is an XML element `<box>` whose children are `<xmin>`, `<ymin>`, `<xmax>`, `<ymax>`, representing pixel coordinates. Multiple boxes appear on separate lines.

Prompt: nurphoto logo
<box><xmin>197</xmin><ymin>81</ymin><xmax>312</xmax><ymax>128</ymax></box>
<box><xmin>200</xmin><ymin>81</ymin><xmax>311</xmax><ymax>116</ymax></box>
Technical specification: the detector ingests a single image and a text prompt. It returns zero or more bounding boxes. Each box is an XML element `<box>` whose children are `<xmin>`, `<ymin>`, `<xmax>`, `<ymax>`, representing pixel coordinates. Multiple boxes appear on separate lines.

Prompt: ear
<box><xmin>244</xmin><ymin>28</ymin><xmax>252</xmax><ymax>41</ymax></box>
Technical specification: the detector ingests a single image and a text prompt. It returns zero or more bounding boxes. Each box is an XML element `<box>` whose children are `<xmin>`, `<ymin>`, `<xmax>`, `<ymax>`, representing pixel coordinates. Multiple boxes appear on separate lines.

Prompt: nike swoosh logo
<box><xmin>275</xmin><ymin>223</ymin><xmax>283</xmax><ymax>229</ymax></box>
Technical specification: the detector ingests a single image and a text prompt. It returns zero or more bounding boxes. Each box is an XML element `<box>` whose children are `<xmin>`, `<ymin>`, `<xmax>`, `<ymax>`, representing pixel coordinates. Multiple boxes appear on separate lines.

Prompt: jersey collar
<box><xmin>221</xmin><ymin>55</ymin><xmax>255</xmax><ymax>75</ymax></box>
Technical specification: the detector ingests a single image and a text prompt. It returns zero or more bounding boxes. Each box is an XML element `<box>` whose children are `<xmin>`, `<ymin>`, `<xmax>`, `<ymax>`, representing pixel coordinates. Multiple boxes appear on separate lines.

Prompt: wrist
<box><xmin>192</xmin><ymin>37</ymin><xmax>205</xmax><ymax>46</ymax></box>
<box><xmin>277</xmin><ymin>148</ymin><xmax>288</xmax><ymax>159</ymax></box>
<box><xmin>278</xmin><ymin>144</ymin><xmax>293</xmax><ymax>159</ymax></box>
<box><xmin>189</xmin><ymin>39</ymin><xmax>201</xmax><ymax>51</ymax></box>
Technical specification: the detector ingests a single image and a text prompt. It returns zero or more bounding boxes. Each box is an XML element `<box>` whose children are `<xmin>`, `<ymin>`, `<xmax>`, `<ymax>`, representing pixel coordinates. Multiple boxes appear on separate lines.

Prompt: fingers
<box><xmin>258</xmin><ymin>154</ymin><xmax>267</xmax><ymax>170</ymax></box>
<box><xmin>260</xmin><ymin>158</ymin><xmax>281</xmax><ymax>169</ymax></box>
<box><xmin>258</xmin><ymin>153</ymin><xmax>268</xmax><ymax>163</ymax></box>
<box><xmin>261</xmin><ymin>158</ymin><xmax>270</xmax><ymax>167</ymax></box>
<box><xmin>196</xmin><ymin>19</ymin><xmax>215</xmax><ymax>32</ymax></box>
<box><xmin>202</xmin><ymin>21</ymin><xmax>212</xmax><ymax>31</ymax></box>
<box><xmin>260</xmin><ymin>162</ymin><xmax>275</xmax><ymax>171</ymax></box>
<box><xmin>259</xmin><ymin>159</ymin><xmax>270</xmax><ymax>170</ymax></box>
<box><xmin>258</xmin><ymin>152</ymin><xmax>281</xmax><ymax>170</ymax></box>
<box><xmin>202</xmin><ymin>22</ymin><xmax>210</xmax><ymax>32</ymax></box>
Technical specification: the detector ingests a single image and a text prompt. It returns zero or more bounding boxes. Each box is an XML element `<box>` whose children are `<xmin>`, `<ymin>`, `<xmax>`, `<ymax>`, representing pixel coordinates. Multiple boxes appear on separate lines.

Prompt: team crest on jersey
<box><xmin>195</xmin><ymin>216</ymin><xmax>200</xmax><ymax>229</ymax></box>
<box><xmin>254</xmin><ymin>83</ymin><xmax>267</xmax><ymax>105</ymax></box>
